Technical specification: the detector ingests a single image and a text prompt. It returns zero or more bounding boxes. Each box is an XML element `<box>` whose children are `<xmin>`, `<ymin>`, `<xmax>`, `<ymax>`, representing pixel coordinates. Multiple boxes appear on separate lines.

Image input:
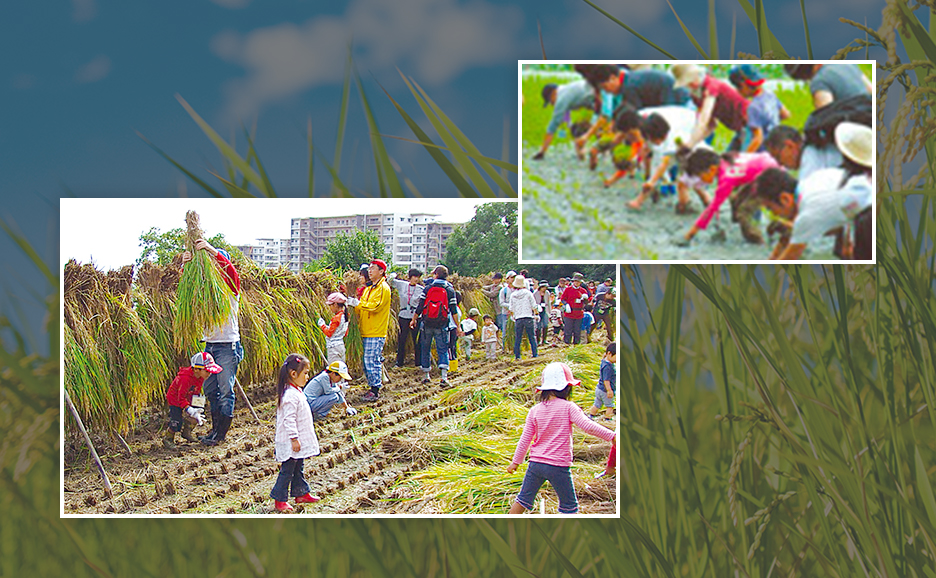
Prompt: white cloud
<box><xmin>211</xmin><ymin>0</ymin><xmax>526</xmax><ymax>120</ymax></box>
<box><xmin>209</xmin><ymin>0</ymin><xmax>252</xmax><ymax>8</ymax></box>
<box><xmin>71</xmin><ymin>0</ymin><xmax>97</xmax><ymax>23</ymax></box>
<box><xmin>11</xmin><ymin>74</ymin><xmax>36</xmax><ymax>90</ymax></box>
<box><xmin>74</xmin><ymin>55</ymin><xmax>111</xmax><ymax>84</ymax></box>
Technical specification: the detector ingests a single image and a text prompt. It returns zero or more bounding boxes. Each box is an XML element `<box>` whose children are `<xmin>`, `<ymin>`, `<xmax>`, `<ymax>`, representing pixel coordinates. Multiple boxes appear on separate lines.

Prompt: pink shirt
<box><xmin>511</xmin><ymin>398</ymin><xmax>616</xmax><ymax>468</ymax></box>
<box><xmin>695</xmin><ymin>152</ymin><xmax>778</xmax><ymax>230</ymax></box>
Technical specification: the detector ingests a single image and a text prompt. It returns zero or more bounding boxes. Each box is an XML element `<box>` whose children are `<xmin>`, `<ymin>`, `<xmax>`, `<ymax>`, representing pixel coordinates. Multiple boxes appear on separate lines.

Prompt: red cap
<box><xmin>370</xmin><ymin>259</ymin><xmax>388</xmax><ymax>271</ymax></box>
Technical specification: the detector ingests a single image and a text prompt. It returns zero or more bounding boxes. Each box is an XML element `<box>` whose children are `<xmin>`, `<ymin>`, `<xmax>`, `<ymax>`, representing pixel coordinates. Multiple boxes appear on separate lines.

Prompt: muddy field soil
<box><xmin>521</xmin><ymin>144</ymin><xmax>835</xmax><ymax>260</ymax></box>
<box><xmin>63</xmin><ymin>344</ymin><xmax>616</xmax><ymax>515</ymax></box>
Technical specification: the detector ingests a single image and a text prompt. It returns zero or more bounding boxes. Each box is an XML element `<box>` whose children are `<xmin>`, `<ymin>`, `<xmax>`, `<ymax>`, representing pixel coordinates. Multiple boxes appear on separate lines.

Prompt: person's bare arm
<box><xmin>813</xmin><ymin>90</ymin><xmax>834</xmax><ymax>109</ymax></box>
<box><xmin>779</xmin><ymin>103</ymin><xmax>791</xmax><ymax>121</ymax></box>
<box><xmin>746</xmin><ymin>127</ymin><xmax>764</xmax><ymax>153</ymax></box>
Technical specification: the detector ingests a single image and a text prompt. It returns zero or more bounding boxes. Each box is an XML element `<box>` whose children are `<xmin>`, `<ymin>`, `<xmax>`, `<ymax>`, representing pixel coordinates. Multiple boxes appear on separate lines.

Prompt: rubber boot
<box><xmin>201</xmin><ymin>414</ymin><xmax>232</xmax><ymax>446</ymax></box>
<box><xmin>162</xmin><ymin>429</ymin><xmax>177</xmax><ymax>449</ymax></box>
<box><xmin>449</xmin><ymin>357</ymin><xmax>458</xmax><ymax>373</ymax></box>
<box><xmin>199</xmin><ymin>407</ymin><xmax>221</xmax><ymax>443</ymax></box>
<box><xmin>180</xmin><ymin>420</ymin><xmax>197</xmax><ymax>443</ymax></box>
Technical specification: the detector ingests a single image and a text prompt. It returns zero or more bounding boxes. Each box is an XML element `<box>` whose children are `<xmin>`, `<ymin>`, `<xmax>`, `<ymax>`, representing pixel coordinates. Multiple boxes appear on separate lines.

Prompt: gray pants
<box><xmin>563</xmin><ymin>317</ymin><xmax>582</xmax><ymax>344</ymax></box>
<box><xmin>307</xmin><ymin>392</ymin><xmax>342</xmax><ymax>420</ymax></box>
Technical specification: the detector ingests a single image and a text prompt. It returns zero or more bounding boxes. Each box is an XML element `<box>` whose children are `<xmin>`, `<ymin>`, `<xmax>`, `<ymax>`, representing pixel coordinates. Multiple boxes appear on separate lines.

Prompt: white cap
<box><xmin>834</xmin><ymin>121</ymin><xmax>872</xmax><ymax>168</ymax></box>
<box><xmin>506</xmin><ymin>270</ymin><xmax>517</xmax><ymax>278</ymax></box>
<box><xmin>671</xmin><ymin>63</ymin><xmax>704</xmax><ymax>89</ymax></box>
<box><xmin>538</xmin><ymin>362</ymin><xmax>581</xmax><ymax>391</ymax></box>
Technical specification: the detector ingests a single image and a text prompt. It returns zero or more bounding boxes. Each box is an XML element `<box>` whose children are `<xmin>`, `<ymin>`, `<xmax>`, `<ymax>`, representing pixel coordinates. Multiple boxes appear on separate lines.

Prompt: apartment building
<box><xmin>235</xmin><ymin>238</ymin><xmax>292</xmax><ymax>269</ymax></box>
<box><xmin>286</xmin><ymin>213</ymin><xmax>457</xmax><ymax>273</ymax></box>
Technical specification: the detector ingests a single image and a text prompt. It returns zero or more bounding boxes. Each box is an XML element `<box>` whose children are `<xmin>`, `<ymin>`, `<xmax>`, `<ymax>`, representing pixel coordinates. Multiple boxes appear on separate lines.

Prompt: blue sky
<box><xmin>1</xmin><ymin>0</ymin><xmax>888</xmax><ymax>352</ymax></box>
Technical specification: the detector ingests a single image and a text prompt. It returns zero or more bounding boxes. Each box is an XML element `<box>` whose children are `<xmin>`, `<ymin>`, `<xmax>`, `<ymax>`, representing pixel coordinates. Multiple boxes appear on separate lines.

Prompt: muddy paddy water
<box><xmin>521</xmin><ymin>144</ymin><xmax>835</xmax><ymax>261</ymax></box>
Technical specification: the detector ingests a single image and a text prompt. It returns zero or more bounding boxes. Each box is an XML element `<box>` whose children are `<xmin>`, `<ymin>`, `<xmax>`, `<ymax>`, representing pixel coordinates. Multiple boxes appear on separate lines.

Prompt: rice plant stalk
<box><xmin>173</xmin><ymin>210</ymin><xmax>234</xmax><ymax>350</ymax></box>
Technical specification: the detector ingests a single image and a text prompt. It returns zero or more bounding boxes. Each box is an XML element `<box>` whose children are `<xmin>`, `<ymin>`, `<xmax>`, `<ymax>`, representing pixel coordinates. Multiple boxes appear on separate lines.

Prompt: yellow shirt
<box><xmin>357</xmin><ymin>278</ymin><xmax>392</xmax><ymax>338</ymax></box>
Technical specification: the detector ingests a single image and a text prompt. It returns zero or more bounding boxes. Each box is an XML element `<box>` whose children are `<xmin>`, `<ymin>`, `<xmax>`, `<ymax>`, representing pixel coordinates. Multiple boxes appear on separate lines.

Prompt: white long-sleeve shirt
<box><xmin>509</xmin><ymin>288</ymin><xmax>537</xmax><ymax>319</ymax></box>
<box><xmin>274</xmin><ymin>386</ymin><xmax>320</xmax><ymax>462</ymax></box>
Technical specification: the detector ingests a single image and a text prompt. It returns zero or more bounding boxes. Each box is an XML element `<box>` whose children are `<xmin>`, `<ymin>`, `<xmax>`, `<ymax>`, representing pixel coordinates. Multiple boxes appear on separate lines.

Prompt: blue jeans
<box><xmin>202</xmin><ymin>341</ymin><xmax>243</xmax><ymax>418</ymax></box>
<box><xmin>515</xmin><ymin>461</ymin><xmax>578</xmax><ymax>514</ymax></box>
<box><xmin>514</xmin><ymin>317</ymin><xmax>538</xmax><ymax>360</ymax></box>
<box><xmin>308</xmin><ymin>392</ymin><xmax>342</xmax><ymax>420</ymax></box>
<box><xmin>420</xmin><ymin>325</ymin><xmax>449</xmax><ymax>371</ymax></box>
<box><xmin>496</xmin><ymin>313</ymin><xmax>508</xmax><ymax>348</ymax></box>
<box><xmin>269</xmin><ymin>458</ymin><xmax>311</xmax><ymax>502</ymax></box>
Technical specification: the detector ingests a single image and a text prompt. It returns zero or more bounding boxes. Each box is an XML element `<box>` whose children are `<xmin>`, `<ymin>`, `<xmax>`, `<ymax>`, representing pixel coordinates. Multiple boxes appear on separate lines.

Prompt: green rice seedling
<box><xmin>173</xmin><ymin>211</ymin><xmax>234</xmax><ymax>349</ymax></box>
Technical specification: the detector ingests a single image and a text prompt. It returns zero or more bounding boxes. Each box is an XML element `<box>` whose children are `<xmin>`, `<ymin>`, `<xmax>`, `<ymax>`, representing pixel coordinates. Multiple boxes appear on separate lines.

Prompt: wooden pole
<box><xmin>235</xmin><ymin>376</ymin><xmax>262</xmax><ymax>424</ymax></box>
<box><xmin>64</xmin><ymin>390</ymin><xmax>114</xmax><ymax>499</ymax></box>
<box><xmin>114</xmin><ymin>433</ymin><xmax>132</xmax><ymax>457</ymax></box>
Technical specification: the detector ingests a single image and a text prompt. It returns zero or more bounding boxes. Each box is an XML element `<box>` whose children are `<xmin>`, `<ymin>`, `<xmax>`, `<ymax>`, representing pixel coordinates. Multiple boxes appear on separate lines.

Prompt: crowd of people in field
<box><xmin>161</xmin><ymin>241</ymin><xmax>617</xmax><ymax>513</ymax></box>
<box><xmin>528</xmin><ymin>63</ymin><xmax>874</xmax><ymax>260</ymax></box>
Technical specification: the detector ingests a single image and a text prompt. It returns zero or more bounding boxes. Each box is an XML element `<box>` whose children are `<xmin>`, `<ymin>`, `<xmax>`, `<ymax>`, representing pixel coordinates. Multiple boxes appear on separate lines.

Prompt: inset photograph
<box><xmin>61</xmin><ymin>198</ymin><xmax>619</xmax><ymax>516</ymax></box>
<box><xmin>520</xmin><ymin>61</ymin><xmax>874</xmax><ymax>262</ymax></box>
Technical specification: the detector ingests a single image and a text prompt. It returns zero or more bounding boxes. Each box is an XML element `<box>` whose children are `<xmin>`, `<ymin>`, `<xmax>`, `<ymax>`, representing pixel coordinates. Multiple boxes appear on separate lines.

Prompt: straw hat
<box><xmin>671</xmin><ymin>63</ymin><xmax>704</xmax><ymax>89</ymax></box>
<box><xmin>512</xmin><ymin>275</ymin><xmax>527</xmax><ymax>288</ymax></box>
<box><xmin>834</xmin><ymin>122</ymin><xmax>873</xmax><ymax>168</ymax></box>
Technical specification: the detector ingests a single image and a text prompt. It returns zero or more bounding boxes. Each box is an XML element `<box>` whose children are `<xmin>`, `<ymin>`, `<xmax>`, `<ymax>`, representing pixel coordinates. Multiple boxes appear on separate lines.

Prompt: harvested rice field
<box><xmin>63</xmin><ymin>341</ymin><xmax>616</xmax><ymax>515</ymax></box>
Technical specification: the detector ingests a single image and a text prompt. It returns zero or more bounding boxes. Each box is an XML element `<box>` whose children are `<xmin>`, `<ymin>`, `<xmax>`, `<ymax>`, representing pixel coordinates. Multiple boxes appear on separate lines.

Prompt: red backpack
<box><xmin>422</xmin><ymin>285</ymin><xmax>450</xmax><ymax>328</ymax></box>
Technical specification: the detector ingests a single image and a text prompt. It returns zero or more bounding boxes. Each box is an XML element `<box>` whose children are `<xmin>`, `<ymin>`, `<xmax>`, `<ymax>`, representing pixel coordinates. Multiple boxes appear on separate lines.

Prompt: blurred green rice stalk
<box><xmin>140</xmin><ymin>53</ymin><xmax>516</xmax><ymax>199</ymax></box>
<box><xmin>619</xmin><ymin>260</ymin><xmax>936</xmax><ymax>576</ymax></box>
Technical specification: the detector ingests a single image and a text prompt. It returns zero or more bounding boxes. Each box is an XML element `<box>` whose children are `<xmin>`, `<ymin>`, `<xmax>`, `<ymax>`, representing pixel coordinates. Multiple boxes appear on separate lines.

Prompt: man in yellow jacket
<box><xmin>359</xmin><ymin>259</ymin><xmax>393</xmax><ymax>402</ymax></box>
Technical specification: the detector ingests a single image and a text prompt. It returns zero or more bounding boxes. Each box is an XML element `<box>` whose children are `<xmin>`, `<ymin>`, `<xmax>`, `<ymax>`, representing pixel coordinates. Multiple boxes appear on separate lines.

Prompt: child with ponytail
<box><xmin>270</xmin><ymin>353</ymin><xmax>320</xmax><ymax>512</ymax></box>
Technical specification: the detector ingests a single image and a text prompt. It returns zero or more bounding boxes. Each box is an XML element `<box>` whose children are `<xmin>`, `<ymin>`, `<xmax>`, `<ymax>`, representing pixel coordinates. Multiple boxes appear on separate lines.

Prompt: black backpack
<box><xmin>803</xmin><ymin>94</ymin><xmax>872</xmax><ymax>149</ymax></box>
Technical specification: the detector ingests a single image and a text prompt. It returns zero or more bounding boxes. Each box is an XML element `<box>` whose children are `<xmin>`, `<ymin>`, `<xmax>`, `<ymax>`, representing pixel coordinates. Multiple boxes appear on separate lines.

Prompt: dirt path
<box><xmin>521</xmin><ymin>145</ymin><xmax>836</xmax><ymax>260</ymax></box>
<box><xmin>64</xmin><ymin>340</ymin><xmax>616</xmax><ymax>515</ymax></box>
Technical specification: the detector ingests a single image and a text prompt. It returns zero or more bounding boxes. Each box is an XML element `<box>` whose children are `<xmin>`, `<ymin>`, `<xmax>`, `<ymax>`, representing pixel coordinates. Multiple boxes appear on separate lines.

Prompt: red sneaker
<box><xmin>295</xmin><ymin>493</ymin><xmax>320</xmax><ymax>504</ymax></box>
<box><xmin>274</xmin><ymin>500</ymin><xmax>294</xmax><ymax>512</ymax></box>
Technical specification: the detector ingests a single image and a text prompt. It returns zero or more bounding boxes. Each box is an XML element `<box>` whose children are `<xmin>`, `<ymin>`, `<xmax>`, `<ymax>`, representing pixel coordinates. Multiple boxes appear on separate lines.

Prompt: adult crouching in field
<box><xmin>754</xmin><ymin>122</ymin><xmax>873</xmax><ymax>261</ymax></box>
<box><xmin>560</xmin><ymin>272</ymin><xmax>590</xmax><ymax>345</ymax></box>
<box><xmin>303</xmin><ymin>361</ymin><xmax>356</xmax><ymax>421</ymax></box>
<box><xmin>358</xmin><ymin>260</ymin><xmax>393</xmax><ymax>402</ymax></box>
<box><xmin>784</xmin><ymin>63</ymin><xmax>873</xmax><ymax>178</ymax></box>
<box><xmin>532</xmin><ymin>80</ymin><xmax>596</xmax><ymax>160</ymax></box>
<box><xmin>574</xmin><ymin>64</ymin><xmax>690</xmax><ymax>159</ymax></box>
<box><xmin>181</xmin><ymin>239</ymin><xmax>243</xmax><ymax>447</ymax></box>
<box><xmin>412</xmin><ymin>265</ymin><xmax>462</xmax><ymax>389</ymax></box>
<box><xmin>672</xmin><ymin>63</ymin><xmax>750</xmax><ymax>153</ymax></box>
<box><xmin>390</xmin><ymin>268</ymin><xmax>423</xmax><ymax>368</ymax></box>
<box><xmin>509</xmin><ymin>275</ymin><xmax>538</xmax><ymax>361</ymax></box>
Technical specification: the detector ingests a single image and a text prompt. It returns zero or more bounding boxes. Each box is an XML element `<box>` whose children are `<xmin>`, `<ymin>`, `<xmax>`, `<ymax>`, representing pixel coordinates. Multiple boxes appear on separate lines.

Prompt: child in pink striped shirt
<box><xmin>507</xmin><ymin>362</ymin><xmax>616</xmax><ymax>514</ymax></box>
<box><xmin>678</xmin><ymin>148</ymin><xmax>778</xmax><ymax>245</ymax></box>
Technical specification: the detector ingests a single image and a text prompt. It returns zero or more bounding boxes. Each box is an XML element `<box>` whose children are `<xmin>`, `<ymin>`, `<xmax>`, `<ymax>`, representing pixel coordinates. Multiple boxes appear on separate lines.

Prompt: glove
<box><xmin>317</xmin><ymin>317</ymin><xmax>325</xmax><ymax>328</ymax></box>
<box><xmin>346</xmin><ymin>406</ymin><xmax>358</xmax><ymax>416</ymax></box>
<box><xmin>186</xmin><ymin>406</ymin><xmax>205</xmax><ymax>426</ymax></box>
<box><xmin>388</xmin><ymin>272</ymin><xmax>398</xmax><ymax>280</ymax></box>
<box><xmin>346</xmin><ymin>297</ymin><xmax>360</xmax><ymax>307</ymax></box>
<box><xmin>532</xmin><ymin>151</ymin><xmax>544</xmax><ymax>160</ymax></box>
<box><xmin>564</xmin><ymin>303</ymin><xmax>571</xmax><ymax>313</ymax></box>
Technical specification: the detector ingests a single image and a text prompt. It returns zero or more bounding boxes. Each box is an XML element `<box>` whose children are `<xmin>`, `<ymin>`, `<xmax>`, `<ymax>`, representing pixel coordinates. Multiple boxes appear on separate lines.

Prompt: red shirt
<box><xmin>694</xmin><ymin>75</ymin><xmax>748</xmax><ymax>133</ymax></box>
<box><xmin>215</xmin><ymin>252</ymin><xmax>240</xmax><ymax>296</ymax></box>
<box><xmin>165</xmin><ymin>366</ymin><xmax>204</xmax><ymax>408</ymax></box>
<box><xmin>560</xmin><ymin>285</ymin><xmax>590</xmax><ymax>319</ymax></box>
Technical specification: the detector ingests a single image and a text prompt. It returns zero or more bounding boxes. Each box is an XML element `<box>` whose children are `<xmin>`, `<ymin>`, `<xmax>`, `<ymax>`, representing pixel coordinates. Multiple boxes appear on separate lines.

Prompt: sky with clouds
<box><xmin>1</xmin><ymin>0</ymin><xmax>890</xmax><ymax>352</ymax></box>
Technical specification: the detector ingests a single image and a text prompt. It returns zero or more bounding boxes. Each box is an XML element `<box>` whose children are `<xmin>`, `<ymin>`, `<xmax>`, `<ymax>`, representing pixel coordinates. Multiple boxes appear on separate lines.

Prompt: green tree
<box><xmin>445</xmin><ymin>203</ymin><xmax>518</xmax><ymax>276</ymax></box>
<box><xmin>307</xmin><ymin>230</ymin><xmax>390</xmax><ymax>273</ymax></box>
<box><xmin>136</xmin><ymin>227</ymin><xmax>233</xmax><ymax>266</ymax></box>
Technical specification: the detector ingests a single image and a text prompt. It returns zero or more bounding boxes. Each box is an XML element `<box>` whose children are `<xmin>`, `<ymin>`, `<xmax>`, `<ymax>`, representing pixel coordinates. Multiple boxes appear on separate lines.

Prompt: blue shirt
<box><xmin>747</xmin><ymin>90</ymin><xmax>782</xmax><ymax>134</ymax></box>
<box><xmin>303</xmin><ymin>371</ymin><xmax>341</xmax><ymax>404</ymax></box>
<box><xmin>598</xmin><ymin>359</ymin><xmax>616</xmax><ymax>393</ymax></box>
<box><xmin>546</xmin><ymin>80</ymin><xmax>595</xmax><ymax>134</ymax></box>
